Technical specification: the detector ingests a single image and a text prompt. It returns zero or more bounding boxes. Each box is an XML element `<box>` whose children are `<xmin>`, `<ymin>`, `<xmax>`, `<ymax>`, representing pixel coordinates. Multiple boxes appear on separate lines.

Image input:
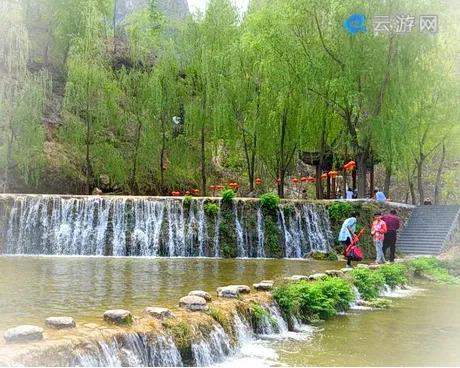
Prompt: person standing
<box><xmin>346</xmin><ymin>188</ymin><xmax>354</xmax><ymax>200</ymax></box>
<box><xmin>338</xmin><ymin>211</ymin><xmax>360</xmax><ymax>268</ymax></box>
<box><xmin>382</xmin><ymin>210</ymin><xmax>400</xmax><ymax>263</ymax></box>
<box><xmin>371</xmin><ymin>212</ymin><xmax>387</xmax><ymax>264</ymax></box>
<box><xmin>373</xmin><ymin>189</ymin><xmax>387</xmax><ymax>201</ymax></box>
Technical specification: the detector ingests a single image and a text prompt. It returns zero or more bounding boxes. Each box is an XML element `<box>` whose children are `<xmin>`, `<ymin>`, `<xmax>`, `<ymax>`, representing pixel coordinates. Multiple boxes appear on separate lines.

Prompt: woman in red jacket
<box><xmin>371</xmin><ymin>212</ymin><xmax>387</xmax><ymax>264</ymax></box>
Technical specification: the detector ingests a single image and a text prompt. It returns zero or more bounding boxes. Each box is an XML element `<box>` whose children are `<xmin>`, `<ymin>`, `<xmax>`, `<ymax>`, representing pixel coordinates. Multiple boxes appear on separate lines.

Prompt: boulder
<box><xmin>103</xmin><ymin>310</ymin><xmax>133</xmax><ymax>325</ymax></box>
<box><xmin>188</xmin><ymin>290</ymin><xmax>212</xmax><ymax>302</ymax></box>
<box><xmin>227</xmin><ymin>285</ymin><xmax>251</xmax><ymax>294</ymax></box>
<box><xmin>340</xmin><ymin>268</ymin><xmax>353</xmax><ymax>273</ymax></box>
<box><xmin>325</xmin><ymin>270</ymin><xmax>344</xmax><ymax>277</ymax></box>
<box><xmin>217</xmin><ymin>286</ymin><xmax>240</xmax><ymax>298</ymax></box>
<box><xmin>92</xmin><ymin>187</ymin><xmax>103</xmax><ymax>195</ymax></box>
<box><xmin>4</xmin><ymin>325</ymin><xmax>44</xmax><ymax>344</ymax></box>
<box><xmin>179</xmin><ymin>296</ymin><xmax>208</xmax><ymax>311</ymax></box>
<box><xmin>290</xmin><ymin>275</ymin><xmax>310</xmax><ymax>281</ymax></box>
<box><xmin>45</xmin><ymin>317</ymin><xmax>76</xmax><ymax>329</ymax></box>
<box><xmin>357</xmin><ymin>264</ymin><xmax>369</xmax><ymax>269</ymax></box>
<box><xmin>253</xmin><ymin>283</ymin><xmax>273</xmax><ymax>291</ymax></box>
<box><xmin>143</xmin><ymin>307</ymin><xmax>173</xmax><ymax>320</ymax></box>
<box><xmin>309</xmin><ymin>273</ymin><xmax>327</xmax><ymax>281</ymax></box>
<box><xmin>260</xmin><ymin>280</ymin><xmax>274</xmax><ymax>284</ymax></box>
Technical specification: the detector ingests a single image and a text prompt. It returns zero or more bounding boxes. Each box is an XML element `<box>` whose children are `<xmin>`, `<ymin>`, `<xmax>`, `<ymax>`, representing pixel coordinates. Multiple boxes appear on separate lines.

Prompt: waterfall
<box><xmin>1</xmin><ymin>195</ymin><xmax>332</xmax><ymax>258</ymax></box>
<box><xmin>192</xmin><ymin>325</ymin><xmax>232</xmax><ymax>366</ymax></box>
<box><xmin>233</xmin><ymin>201</ymin><xmax>247</xmax><ymax>258</ymax></box>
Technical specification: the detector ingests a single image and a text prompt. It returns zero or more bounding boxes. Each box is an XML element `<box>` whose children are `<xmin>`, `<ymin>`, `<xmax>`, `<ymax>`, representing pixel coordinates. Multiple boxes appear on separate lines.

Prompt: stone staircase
<box><xmin>397</xmin><ymin>205</ymin><xmax>460</xmax><ymax>256</ymax></box>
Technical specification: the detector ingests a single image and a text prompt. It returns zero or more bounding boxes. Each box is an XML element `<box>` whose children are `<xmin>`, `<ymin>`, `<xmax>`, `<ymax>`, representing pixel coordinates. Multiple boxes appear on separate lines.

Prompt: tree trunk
<box><xmin>326</xmin><ymin>175</ymin><xmax>331</xmax><ymax>199</ymax></box>
<box><xmin>130</xmin><ymin>116</ymin><xmax>142</xmax><ymax>195</ymax></box>
<box><xmin>384</xmin><ymin>167</ymin><xmax>392</xmax><ymax>197</ymax></box>
<box><xmin>416</xmin><ymin>160</ymin><xmax>424</xmax><ymax>206</ymax></box>
<box><xmin>408</xmin><ymin>176</ymin><xmax>416</xmax><ymax>205</ymax></box>
<box><xmin>356</xmin><ymin>152</ymin><xmax>368</xmax><ymax>198</ymax></box>
<box><xmin>369</xmin><ymin>164</ymin><xmax>374</xmax><ymax>198</ymax></box>
<box><xmin>201</xmin><ymin>126</ymin><xmax>206</xmax><ymax>196</ymax></box>
<box><xmin>352</xmin><ymin>169</ymin><xmax>357</xmax><ymax>192</ymax></box>
<box><xmin>434</xmin><ymin>141</ymin><xmax>446</xmax><ymax>205</ymax></box>
<box><xmin>331</xmin><ymin>177</ymin><xmax>336</xmax><ymax>199</ymax></box>
<box><xmin>316</xmin><ymin>165</ymin><xmax>323</xmax><ymax>199</ymax></box>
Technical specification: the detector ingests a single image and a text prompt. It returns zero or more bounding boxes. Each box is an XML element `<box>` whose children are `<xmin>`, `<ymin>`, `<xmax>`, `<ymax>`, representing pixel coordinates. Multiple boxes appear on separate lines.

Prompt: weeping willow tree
<box><xmin>0</xmin><ymin>1</ymin><xmax>50</xmax><ymax>192</ymax></box>
<box><xmin>61</xmin><ymin>0</ymin><xmax>121</xmax><ymax>194</ymax></box>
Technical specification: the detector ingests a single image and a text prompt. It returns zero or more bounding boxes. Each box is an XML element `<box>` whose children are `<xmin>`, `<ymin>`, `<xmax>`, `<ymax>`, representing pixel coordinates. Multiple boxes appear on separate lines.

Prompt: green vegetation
<box><xmin>259</xmin><ymin>193</ymin><xmax>281</xmax><ymax>211</ymax></box>
<box><xmin>2</xmin><ymin>0</ymin><xmax>459</xmax><ymax>204</ymax></box>
<box><xmin>375</xmin><ymin>264</ymin><xmax>410</xmax><ymax>288</ymax></box>
<box><xmin>221</xmin><ymin>189</ymin><xmax>235</xmax><ymax>203</ymax></box>
<box><xmin>411</xmin><ymin>257</ymin><xmax>460</xmax><ymax>284</ymax></box>
<box><xmin>350</xmin><ymin>269</ymin><xmax>386</xmax><ymax>301</ymax></box>
<box><xmin>327</xmin><ymin>252</ymin><xmax>339</xmax><ymax>261</ymax></box>
<box><xmin>327</xmin><ymin>202</ymin><xmax>354</xmax><ymax>224</ymax></box>
<box><xmin>204</xmin><ymin>202</ymin><xmax>219</xmax><ymax>216</ymax></box>
<box><xmin>163</xmin><ymin>321</ymin><xmax>193</xmax><ymax>350</ymax></box>
<box><xmin>364</xmin><ymin>298</ymin><xmax>393</xmax><ymax>309</ymax></box>
<box><xmin>273</xmin><ymin>278</ymin><xmax>354</xmax><ymax>321</ymax></box>
<box><xmin>183</xmin><ymin>195</ymin><xmax>193</xmax><ymax>206</ymax></box>
<box><xmin>264</xmin><ymin>216</ymin><xmax>282</xmax><ymax>257</ymax></box>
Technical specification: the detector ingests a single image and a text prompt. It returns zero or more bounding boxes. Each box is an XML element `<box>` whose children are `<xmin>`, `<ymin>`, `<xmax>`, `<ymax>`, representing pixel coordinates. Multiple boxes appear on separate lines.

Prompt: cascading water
<box><xmin>1</xmin><ymin>195</ymin><xmax>331</xmax><ymax>258</ymax></box>
<box><xmin>192</xmin><ymin>325</ymin><xmax>233</xmax><ymax>366</ymax></box>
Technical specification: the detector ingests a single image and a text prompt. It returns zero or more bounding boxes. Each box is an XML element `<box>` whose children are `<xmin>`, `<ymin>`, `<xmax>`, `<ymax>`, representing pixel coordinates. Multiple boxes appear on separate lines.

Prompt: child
<box><xmin>371</xmin><ymin>212</ymin><xmax>387</xmax><ymax>264</ymax></box>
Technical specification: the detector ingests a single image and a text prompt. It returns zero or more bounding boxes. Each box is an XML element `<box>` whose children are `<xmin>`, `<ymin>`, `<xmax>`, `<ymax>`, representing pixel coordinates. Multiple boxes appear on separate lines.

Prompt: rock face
<box><xmin>188</xmin><ymin>290</ymin><xmax>212</xmax><ymax>302</ymax></box>
<box><xmin>217</xmin><ymin>286</ymin><xmax>240</xmax><ymax>298</ymax></box>
<box><xmin>143</xmin><ymin>307</ymin><xmax>173</xmax><ymax>320</ymax></box>
<box><xmin>179</xmin><ymin>296</ymin><xmax>208</xmax><ymax>311</ymax></box>
<box><xmin>45</xmin><ymin>317</ymin><xmax>76</xmax><ymax>329</ymax></box>
<box><xmin>103</xmin><ymin>310</ymin><xmax>133</xmax><ymax>325</ymax></box>
<box><xmin>4</xmin><ymin>325</ymin><xmax>44</xmax><ymax>344</ymax></box>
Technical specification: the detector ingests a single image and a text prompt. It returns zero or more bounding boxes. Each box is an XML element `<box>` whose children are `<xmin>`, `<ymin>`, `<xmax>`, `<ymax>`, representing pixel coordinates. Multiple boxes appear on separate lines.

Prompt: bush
<box><xmin>410</xmin><ymin>257</ymin><xmax>460</xmax><ymax>284</ymax></box>
<box><xmin>375</xmin><ymin>264</ymin><xmax>409</xmax><ymax>288</ymax></box>
<box><xmin>204</xmin><ymin>202</ymin><xmax>219</xmax><ymax>216</ymax></box>
<box><xmin>221</xmin><ymin>189</ymin><xmax>235</xmax><ymax>202</ymax></box>
<box><xmin>183</xmin><ymin>195</ymin><xmax>193</xmax><ymax>206</ymax></box>
<box><xmin>350</xmin><ymin>268</ymin><xmax>386</xmax><ymax>300</ymax></box>
<box><xmin>272</xmin><ymin>278</ymin><xmax>354</xmax><ymax>321</ymax></box>
<box><xmin>259</xmin><ymin>193</ymin><xmax>281</xmax><ymax>210</ymax></box>
<box><xmin>327</xmin><ymin>252</ymin><xmax>339</xmax><ymax>261</ymax></box>
<box><xmin>327</xmin><ymin>202</ymin><xmax>354</xmax><ymax>223</ymax></box>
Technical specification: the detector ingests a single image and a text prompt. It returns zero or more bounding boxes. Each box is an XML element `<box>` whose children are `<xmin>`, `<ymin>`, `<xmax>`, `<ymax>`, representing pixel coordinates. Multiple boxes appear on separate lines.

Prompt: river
<box><xmin>0</xmin><ymin>256</ymin><xmax>459</xmax><ymax>366</ymax></box>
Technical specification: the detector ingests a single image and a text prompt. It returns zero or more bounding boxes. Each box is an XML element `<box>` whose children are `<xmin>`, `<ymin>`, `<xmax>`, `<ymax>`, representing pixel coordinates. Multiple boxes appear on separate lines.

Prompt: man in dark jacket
<box><xmin>381</xmin><ymin>210</ymin><xmax>400</xmax><ymax>263</ymax></box>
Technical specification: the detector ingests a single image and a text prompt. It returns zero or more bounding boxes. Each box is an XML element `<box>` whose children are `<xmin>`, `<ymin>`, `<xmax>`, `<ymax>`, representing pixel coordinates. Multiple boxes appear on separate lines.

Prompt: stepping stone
<box><xmin>217</xmin><ymin>286</ymin><xmax>240</xmax><ymax>298</ymax></box>
<box><xmin>227</xmin><ymin>285</ymin><xmax>251</xmax><ymax>294</ymax></box>
<box><xmin>340</xmin><ymin>268</ymin><xmax>353</xmax><ymax>273</ymax></box>
<box><xmin>4</xmin><ymin>325</ymin><xmax>43</xmax><ymax>344</ymax></box>
<box><xmin>325</xmin><ymin>270</ymin><xmax>344</xmax><ymax>277</ymax></box>
<box><xmin>143</xmin><ymin>307</ymin><xmax>173</xmax><ymax>320</ymax></box>
<box><xmin>357</xmin><ymin>264</ymin><xmax>369</xmax><ymax>269</ymax></box>
<box><xmin>260</xmin><ymin>280</ymin><xmax>274</xmax><ymax>284</ymax></box>
<box><xmin>290</xmin><ymin>275</ymin><xmax>310</xmax><ymax>281</ymax></box>
<box><xmin>179</xmin><ymin>296</ymin><xmax>208</xmax><ymax>311</ymax></box>
<box><xmin>188</xmin><ymin>290</ymin><xmax>212</xmax><ymax>302</ymax></box>
<box><xmin>45</xmin><ymin>317</ymin><xmax>76</xmax><ymax>329</ymax></box>
<box><xmin>103</xmin><ymin>310</ymin><xmax>133</xmax><ymax>325</ymax></box>
<box><xmin>253</xmin><ymin>282</ymin><xmax>273</xmax><ymax>291</ymax></box>
<box><xmin>309</xmin><ymin>273</ymin><xmax>327</xmax><ymax>281</ymax></box>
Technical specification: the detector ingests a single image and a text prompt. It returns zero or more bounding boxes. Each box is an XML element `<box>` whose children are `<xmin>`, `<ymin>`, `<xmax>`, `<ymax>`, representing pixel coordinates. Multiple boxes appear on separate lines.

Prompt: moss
<box><xmin>183</xmin><ymin>195</ymin><xmax>193</xmax><ymax>206</ymax></box>
<box><xmin>283</xmin><ymin>204</ymin><xmax>295</xmax><ymax>217</ymax></box>
<box><xmin>364</xmin><ymin>298</ymin><xmax>392</xmax><ymax>309</ymax></box>
<box><xmin>162</xmin><ymin>320</ymin><xmax>193</xmax><ymax>351</ymax></box>
<box><xmin>204</xmin><ymin>202</ymin><xmax>218</xmax><ymax>216</ymax></box>
<box><xmin>264</xmin><ymin>214</ymin><xmax>282</xmax><ymax>257</ymax></box>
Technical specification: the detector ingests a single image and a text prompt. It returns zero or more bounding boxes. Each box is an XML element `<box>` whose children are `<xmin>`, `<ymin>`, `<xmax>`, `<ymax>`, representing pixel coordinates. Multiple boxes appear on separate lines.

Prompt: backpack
<box><xmin>346</xmin><ymin>244</ymin><xmax>363</xmax><ymax>261</ymax></box>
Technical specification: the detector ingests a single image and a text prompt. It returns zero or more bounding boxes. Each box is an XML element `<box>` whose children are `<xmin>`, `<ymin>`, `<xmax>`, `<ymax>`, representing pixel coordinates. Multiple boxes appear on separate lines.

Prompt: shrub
<box><xmin>350</xmin><ymin>268</ymin><xmax>386</xmax><ymax>300</ymax></box>
<box><xmin>221</xmin><ymin>189</ymin><xmax>235</xmax><ymax>202</ymax></box>
<box><xmin>183</xmin><ymin>195</ymin><xmax>193</xmax><ymax>206</ymax></box>
<box><xmin>327</xmin><ymin>201</ymin><xmax>354</xmax><ymax>223</ymax></box>
<box><xmin>410</xmin><ymin>257</ymin><xmax>460</xmax><ymax>284</ymax></box>
<box><xmin>375</xmin><ymin>264</ymin><xmax>409</xmax><ymax>288</ymax></box>
<box><xmin>272</xmin><ymin>278</ymin><xmax>354</xmax><ymax>321</ymax></box>
<box><xmin>283</xmin><ymin>205</ymin><xmax>295</xmax><ymax>217</ymax></box>
<box><xmin>327</xmin><ymin>252</ymin><xmax>339</xmax><ymax>261</ymax></box>
<box><xmin>259</xmin><ymin>193</ymin><xmax>281</xmax><ymax>210</ymax></box>
<box><xmin>204</xmin><ymin>202</ymin><xmax>219</xmax><ymax>216</ymax></box>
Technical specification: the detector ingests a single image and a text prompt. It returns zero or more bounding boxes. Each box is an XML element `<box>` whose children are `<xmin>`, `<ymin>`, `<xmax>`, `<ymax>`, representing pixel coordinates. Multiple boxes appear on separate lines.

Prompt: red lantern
<box><xmin>328</xmin><ymin>171</ymin><xmax>338</xmax><ymax>178</ymax></box>
<box><xmin>194</xmin><ymin>189</ymin><xmax>199</xmax><ymax>194</ymax></box>
<box><xmin>301</xmin><ymin>177</ymin><xmax>307</xmax><ymax>182</ymax></box>
<box><xmin>210</xmin><ymin>185</ymin><xmax>215</xmax><ymax>190</ymax></box>
<box><xmin>255</xmin><ymin>178</ymin><xmax>262</xmax><ymax>185</ymax></box>
<box><xmin>307</xmin><ymin>176</ymin><xmax>315</xmax><ymax>182</ymax></box>
<box><xmin>185</xmin><ymin>191</ymin><xmax>191</xmax><ymax>195</ymax></box>
<box><xmin>321</xmin><ymin>173</ymin><xmax>328</xmax><ymax>180</ymax></box>
<box><xmin>216</xmin><ymin>185</ymin><xmax>223</xmax><ymax>190</ymax></box>
<box><xmin>293</xmin><ymin>178</ymin><xmax>299</xmax><ymax>184</ymax></box>
<box><xmin>346</xmin><ymin>161</ymin><xmax>356</xmax><ymax>171</ymax></box>
<box><xmin>276</xmin><ymin>178</ymin><xmax>281</xmax><ymax>183</ymax></box>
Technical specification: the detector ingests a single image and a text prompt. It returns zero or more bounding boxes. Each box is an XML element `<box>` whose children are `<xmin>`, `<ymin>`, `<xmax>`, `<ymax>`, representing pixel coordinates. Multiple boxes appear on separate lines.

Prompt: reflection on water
<box><xmin>0</xmin><ymin>256</ymin><xmax>338</xmax><ymax>334</ymax></box>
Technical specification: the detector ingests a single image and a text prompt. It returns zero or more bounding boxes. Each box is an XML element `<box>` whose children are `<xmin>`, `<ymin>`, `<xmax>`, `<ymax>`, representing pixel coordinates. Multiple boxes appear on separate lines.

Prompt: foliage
<box><xmin>183</xmin><ymin>195</ymin><xmax>193</xmax><ymax>206</ymax></box>
<box><xmin>410</xmin><ymin>257</ymin><xmax>460</xmax><ymax>284</ymax></box>
<box><xmin>264</xmin><ymin>215</ymin><xmax>282</xmax><ymax>257</ymax></box>
<box><xmin>259</xmin><ymin>193</ymin><xmax>281</xmax><ymax>211</ymax></box>
<box><xmin>375</xmin><ymin>264</ymin><xmax>409</xmax><ymax>289</ymax></box>
<box><xmin>327</xmin><ymin>202</ymin><xmax>354</xmax><ymax>224</ymax></box>
<box><xmin>204</xmin><ymin>202</ymin><xmax>219</xmax><ymax>216</ymax></box>
<box><xmin>162</xmin><ymin>321</ymin><xmax>193</xmax><ymax>350</ymax></box>
<box><xmin>364</xmin><ymin>298</ymin><xmax>392</xmax><ymax>309</ymax></box>
<box><xmin>283</xmin><ymin>205</ymin><xmax>295</xmax><ymax>217</ymax></box>
<box><xmin>273</xmin><ymin>278</ymin><xmax>354</xmax><ymax>321</ymax></box>
<box><xmin>221</xmin><ymin>189</ymin><xmax>235</xmax><ymax>202</ymax></box>
<box><xmin>327</xmin><ymin>252</ymin><xmax>339</xmax><ymax>261</ymax></box>
<box><xmin>350</xmin><ymin>269</ymin><xmax>386</xmax><ymax>301</ymax></box>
